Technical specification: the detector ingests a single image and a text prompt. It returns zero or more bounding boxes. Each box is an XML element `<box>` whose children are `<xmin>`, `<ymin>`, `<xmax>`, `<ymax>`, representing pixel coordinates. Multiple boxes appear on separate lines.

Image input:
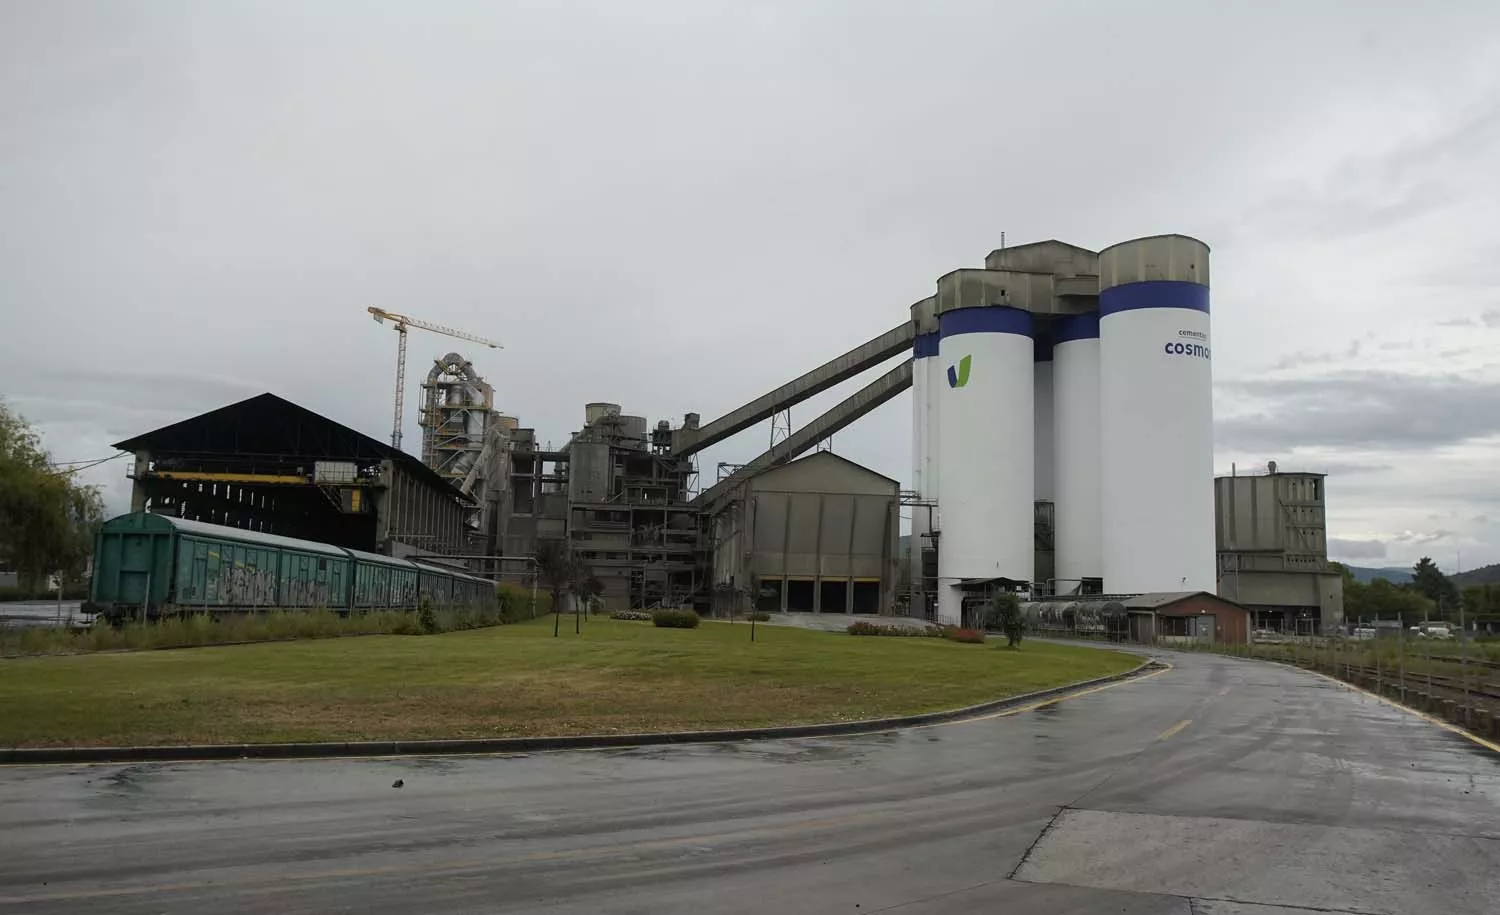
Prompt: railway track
<box><xmin>1342</xmin><ymin>664</ymin><xmax>1500</xmax><ymax>703</ymax></box>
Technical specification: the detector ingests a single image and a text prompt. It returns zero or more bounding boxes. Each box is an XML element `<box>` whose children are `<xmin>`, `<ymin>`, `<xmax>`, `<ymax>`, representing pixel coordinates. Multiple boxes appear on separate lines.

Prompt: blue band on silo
<box><xmin>1099</xmin><ymin>280</ymin><xmax>1209</xmax><ymax>317</ymax></box>
<box><xmin>912</xmin><ymin>332</ymin><xmax>940</xmax><ymax>358</ymax></box>
<box><xmin>1054</xmin><ymin>313</ymin><xmax>1099</xmax><ymax>343</ymax></box>
<box><xmin>938</xmin><ymin>306</ymin><xmax>1032</xmax><ymax>339</ymax></box>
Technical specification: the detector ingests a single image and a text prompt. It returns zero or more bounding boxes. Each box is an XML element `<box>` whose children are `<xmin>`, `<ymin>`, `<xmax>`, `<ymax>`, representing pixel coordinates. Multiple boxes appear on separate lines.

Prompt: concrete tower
<box><xmin>1052</xmin><ymin>313</ymin><xmax>1102</xmax><ymax>592</ymax></box>
<box><xmin>909</xmin><ymin>297</ymin><xmax>939</xmax><ymax>596</ymax></box>
<box><xmin>934</xmin><ymin>270</ymin><xmax>1037</xmax><ymax>624</ymax></box>
<box><xmin>1098</xmin><ymin>235</ymin><xmax>1214</xmax><ymax>592</ymax></box>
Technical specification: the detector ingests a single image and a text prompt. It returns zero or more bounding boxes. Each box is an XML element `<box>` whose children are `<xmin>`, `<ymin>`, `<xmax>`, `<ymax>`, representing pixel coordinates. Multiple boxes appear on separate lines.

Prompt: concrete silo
<box><xmin>1098</xmin><ymin>235</ymin><xmax>1214</xmax><ymax>592</ymax></box>
<box><xmin>935</xmin><ymin>270</ymin><xmax>1036</xmax><ymax>624</ymax></box>
<box><xmin>909</xmin><ymin>297</ymin><xmax>939</xmax><ymax>539</ymax></box>
<box><xmin>1051</xmin><ymin>313</ymin><xmax>1101</xmax><ymax>592</ymax></box>
<box><xmin>1033</xmin><ymin>335</ymin><xmax>1055</xmax><ymax>504</ymax></box>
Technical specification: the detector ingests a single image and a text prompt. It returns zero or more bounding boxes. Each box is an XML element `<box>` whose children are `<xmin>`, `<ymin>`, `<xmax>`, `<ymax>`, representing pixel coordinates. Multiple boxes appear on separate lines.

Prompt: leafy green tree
<box><xmin>1462</xmin><ymin>583</ymin><xmax>1500</xmax><ymax>616</ymax></box>
<box><xmin>1411</xmin><ymin>557</ymin><xmax>1458</xmax><ymax>616</ymax></box>
<box><xmin>0</xmin><ymin>400</ymin><xmax>105</xmax><ymax>591</ymax></box>
<box><xmin>1344</xmin><ymin>577</ymin><xmax>1433</xmax><ymax>626</ymax></box>
<box><xmin>569</xmin><ymin>570</ymin><xmax>603</xmax><ymax>632</ymax></box>
<box><xmin>990</xmin><ymin>591</ymin><xmax>1025</xmax><ymax>648</ymax></box>
<box><xmin>535</xmin><ymin>539</ymin><xmax>575</xmax><ymax>637</ymax></box>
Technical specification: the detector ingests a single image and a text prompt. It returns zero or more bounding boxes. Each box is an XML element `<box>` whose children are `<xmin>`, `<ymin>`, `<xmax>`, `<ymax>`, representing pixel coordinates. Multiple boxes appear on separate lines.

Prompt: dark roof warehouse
<box><xmin>114</xmin><ymin>393</ymin><xmax>474</xmax><ymax>559</ymax></box>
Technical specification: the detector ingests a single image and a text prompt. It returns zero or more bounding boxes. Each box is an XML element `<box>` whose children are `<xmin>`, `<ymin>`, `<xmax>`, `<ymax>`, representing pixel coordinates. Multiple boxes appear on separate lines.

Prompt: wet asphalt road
<box><xmin>1</xmin><ymin>650</ymin><xmax>1497</xmax><ymax>915</ymax></box>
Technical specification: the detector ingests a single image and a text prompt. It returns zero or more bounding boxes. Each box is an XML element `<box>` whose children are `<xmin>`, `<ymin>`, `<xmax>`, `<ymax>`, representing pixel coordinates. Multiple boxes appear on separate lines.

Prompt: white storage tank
<box><xmin>925</xmin><ymin>331</ymin><xmax>943</xmax><ymax>516</ymax></box>
<box><xmin>936</xmin><ymin>303</ymin><xmax>1035</xmax><ymax>618</ymax></box>
<box><xmin>909</xmin><ymin>298</ymin><xmax>939</xmax><ymax>567</ymax></box>
<box><xmin>1034</xmin><ymin>336</ymin><xmax>1055</xmax><ymax>502</ymax></box>
<box><xmin>585</xmin><ymin>402</ymin><xmax>622</xmax><ymax>426</ymax></box>
<box><xmin>1098</xmin><ymin>235</ymin><xmax>1214</xmax><ymax>592</ymax></box>
<box><xmin>1052</xmin><ymin>313</ymin><xmax>1101</xmax><ymax>592</ymax></box>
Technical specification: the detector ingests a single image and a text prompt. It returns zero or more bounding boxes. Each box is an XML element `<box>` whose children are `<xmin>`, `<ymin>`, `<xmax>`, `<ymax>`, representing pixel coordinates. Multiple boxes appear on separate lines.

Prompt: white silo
<box><xmin>909</xmin><ymin>298</ymin><xmax>939</xmax><ymax>581</ymax></box>
<box><xmin>1052</xmin><ymin>313</ymin><xmax>1101</xmax><ymax>593</ymax></box>
<box><xmin>936</xmin><ymin>289</ymin><xmax>1035</xmax><ymax>624</ymax></box>
<box><xmin>1098</xmin><ymin>235</ymin><xmax>1214</xmax><ymax>592</ymax></box>
<box><xmin>925</xmin><ymin>326</ymin><xmax>943</xmax><ymax>515</ymax></box>
<box><xmin>1034</xmin><ymin>337</ymin><xmax>1055</xmax><ymax>502</ymax></box>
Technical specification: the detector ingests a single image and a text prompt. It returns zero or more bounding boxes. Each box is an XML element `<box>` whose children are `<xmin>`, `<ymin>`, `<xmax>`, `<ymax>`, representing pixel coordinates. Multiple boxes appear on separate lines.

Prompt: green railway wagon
<box><xmin>348</xmin><ymin>548</ymin><xmax>419</xmax><ymax>609</ymax></box>
<box><xmin>91</xmin><ymin>512</ymin><xmax>497</xmax><ymax>621</ymax></box>
<box><xmin>91</xmin><ymin>513</ymin><xmax>353</xmax><ymax>618</ymax></box>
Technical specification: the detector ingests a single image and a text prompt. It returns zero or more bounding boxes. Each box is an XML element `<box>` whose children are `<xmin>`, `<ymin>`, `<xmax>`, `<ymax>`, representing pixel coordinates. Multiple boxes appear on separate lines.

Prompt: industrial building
<box><xmin>908</xmin><ymin>236</ymin><xmax>1215</xmax><ymax>626</ymax></box>
<box><xmin>1215</xmin><ymin>464</ymin><xmax>1343</xmax><ymax>633</ymax></box>
<box><xmin>484</xmin><ymin>232</ymin><xmax>1224</xmax><ymax>622</ymax></box>
<box><xmin>487</xmin><ymin>403</ymin><xmax>705</xmax><ymax>608</ymax></box>
<box><xmin>114</xmin><ymin>393</ymin><xmax>475</xmax><ymax>560</ymax></box>
<box><xmin>111</xmin><ymin>231</ymin><xmax>1314</xmax><ymax>626</ymax></box>
<box><xmin>709</xmin><ymin>452</ymin><xmax>899</xmax><ymax>616</ymax></box>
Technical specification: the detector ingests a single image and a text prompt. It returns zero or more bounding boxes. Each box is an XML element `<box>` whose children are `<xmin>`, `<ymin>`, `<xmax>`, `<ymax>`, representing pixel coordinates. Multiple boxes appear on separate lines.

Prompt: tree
<box><xmin>570</xmin><ymin>570</ymin><xmax>603</xmax><ymax>633</ymax></box>
<box><xmin>990</xmin><ymin>591</ymin><xmax>1025</xmax><ymax>648</ymax></box>
<box><xmin>0</xmin><ymin>400</ymin><xmax>106</xmax><ymax>591</ymax></box>
<box><xmin>1344</xmin><ymin>577</ymin><xmax>1433</xmax><ymax>626</ymax></box>
<box><xmin>535</xmin><ymin>539</ymin><xmax>575</xmax><ymax>637</ymax></box>
<box><xmin>1411</xmin><ymin>557</ymin><xmax>1459</xmax><ymax>616</ymax></box>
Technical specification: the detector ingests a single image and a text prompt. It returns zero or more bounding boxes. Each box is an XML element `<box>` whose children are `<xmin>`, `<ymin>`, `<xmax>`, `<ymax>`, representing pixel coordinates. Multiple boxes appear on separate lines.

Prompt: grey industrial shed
<box><xmin>710</xmin><ymin>452</ymin><xmax>900</xmax><ymax>616</ymax></box>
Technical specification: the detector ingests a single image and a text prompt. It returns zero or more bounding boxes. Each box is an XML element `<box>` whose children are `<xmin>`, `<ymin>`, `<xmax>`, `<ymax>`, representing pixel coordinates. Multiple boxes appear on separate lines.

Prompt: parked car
<box><xmin>1410</xmin><ymin>625</ymin><xmax>1454</xmax><ymax>639</ymax></box>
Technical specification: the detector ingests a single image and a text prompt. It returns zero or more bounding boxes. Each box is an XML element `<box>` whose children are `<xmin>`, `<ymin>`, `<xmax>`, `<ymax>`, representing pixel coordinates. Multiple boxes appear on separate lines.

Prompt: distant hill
<box><xmin>1452</xmin><ymin>563</ymin><xmax>1500</xmax><ymax>586</ymax></box>
<box><xmin>1341</xmin><ymin>565</ymin><xmax>1413</xmax><ymax>585</ymax></box>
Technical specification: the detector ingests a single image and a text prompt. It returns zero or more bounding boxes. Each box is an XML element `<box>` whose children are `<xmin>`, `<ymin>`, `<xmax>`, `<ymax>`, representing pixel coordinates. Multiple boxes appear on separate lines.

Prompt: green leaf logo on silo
<box><xmin>946</xmin><ymin>354</ymin><xmax>971</xmax><ymax>389</ymax></box>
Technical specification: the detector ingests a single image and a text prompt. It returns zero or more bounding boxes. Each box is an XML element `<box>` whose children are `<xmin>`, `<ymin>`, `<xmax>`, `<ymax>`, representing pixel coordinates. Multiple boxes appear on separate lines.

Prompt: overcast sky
<box><xmin>4</xmin><ymin>1</ymin><xmax>1500</xmax><ymax>571</ymax></box>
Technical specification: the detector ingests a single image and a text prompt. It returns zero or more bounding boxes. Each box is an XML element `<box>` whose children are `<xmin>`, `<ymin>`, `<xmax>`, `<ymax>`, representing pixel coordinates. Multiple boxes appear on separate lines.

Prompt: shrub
<box><xmin>496</xmin><ymin>582</ymin><xmax>539</xmax><ymax>623</ymax></box>
<box><xmin>990</xmin><ymin>592</ymin><xmax>1025</xmax><ymax>647</ymax></box>
<box><xmin>748</xmin><ymin>611</ymin><xmax>771</xmax><ymax>622</ymax></box>
<box><xmin>945</xmin><ymin>627</ymin><xmax>987</xmax><ymax>644</ymax></box>
<box><xmin>611</xmin><ymin>610</ymin><xmax>652</xmax><ymax>621</ymax></box>
<box><xmin>847</xmin><ymin>621</ymin><xmax>943</xmax><ymax>637</ymax></box>
<box><xmin>652</xmin><ymin>609</ymin><xmax>700</xmax><ymax>629</ymax></box>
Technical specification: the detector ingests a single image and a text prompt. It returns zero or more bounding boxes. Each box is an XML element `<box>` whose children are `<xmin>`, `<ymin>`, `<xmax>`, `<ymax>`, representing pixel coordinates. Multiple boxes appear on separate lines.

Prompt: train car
<box><xmin>92</xmin><ymin>512</ymin><xmax>351</xmax><ymax>617</ymax></box>
<box><xmin>413</xmin><ymin>561</ymin><xmax>456</xmax><ymax>606</ymax></box>
<box><xmin>449</xmin><ymin>568</ymin><xmax>498</xmax><ymax>609</ymax></box>
<box><xmin>347</xmin><ymin>548</ymin><xmax>419</xmax><ymax>610</ymax></box>
<box><xmin>90</xmin><ymin>512</ymin><xmax>496</xmax><ymax>620</ymax></box>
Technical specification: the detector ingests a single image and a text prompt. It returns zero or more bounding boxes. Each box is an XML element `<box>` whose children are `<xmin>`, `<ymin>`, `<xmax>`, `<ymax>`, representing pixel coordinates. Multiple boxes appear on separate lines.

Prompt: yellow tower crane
<box><xmin>368</xmin><ymin>306</ymin><xmax>503</xmax><ymax>451</ymax></box>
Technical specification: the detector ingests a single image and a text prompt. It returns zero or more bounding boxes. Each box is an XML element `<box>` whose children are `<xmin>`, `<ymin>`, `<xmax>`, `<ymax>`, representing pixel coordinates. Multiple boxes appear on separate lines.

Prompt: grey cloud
<box><xmin>1329</xmin><ymin>539</ymin><xmax>1386</xmax><ymax>560</ymax></box>
<box><xmin>1437</xmin><ymin>317</ymin><xmax>1477</xmax><ymax>327</ymax></box>
<box><xmin>5</xmin><ymin>368</ymin><xmax>261</xmax><ymax>417</ymax></box>
<box><xmin>1391</xmin><ymin>529</ymin><xmax>1455</xmax><ymax>545</ymax></box>
<box><xmin>1308</xmin><ymin>459</ymin><xmax>1393</xmax><ymax>476</ymax></box>
<box><xmin>1216</xmin><ymin>371</ymin><xmax>1500</xmax><ymax>451</ymax></box>
<box><xmin>1232</xmin><ymin>96</ymin><xmax>1500</xmax><ymax>243</ymax></box>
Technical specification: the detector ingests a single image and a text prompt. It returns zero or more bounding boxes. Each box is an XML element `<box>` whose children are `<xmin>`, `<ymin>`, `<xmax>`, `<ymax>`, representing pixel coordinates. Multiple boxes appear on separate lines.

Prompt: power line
<box><xmin>50</xmin><ymin>452</ymin><xmax>129</xmax><ymax>475</ymax></box>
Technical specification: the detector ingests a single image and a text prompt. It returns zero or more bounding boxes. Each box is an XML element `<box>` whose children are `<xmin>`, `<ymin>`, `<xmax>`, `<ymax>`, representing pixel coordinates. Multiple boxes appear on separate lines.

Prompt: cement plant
<box><xmin>89</xmin><ymin>233</ymin><xmax>1343</xmax><ymax>642</ymax></box>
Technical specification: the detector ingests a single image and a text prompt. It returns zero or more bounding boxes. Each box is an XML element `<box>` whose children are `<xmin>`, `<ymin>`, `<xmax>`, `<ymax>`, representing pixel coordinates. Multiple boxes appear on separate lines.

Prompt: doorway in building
<box><xmin>819</xmin><ymin>579</ymin><xmax>848</xmax><ymax>614</ymax></box>
<box><xmin>756</xmin><ymin>579</ymin><xmax>783</xmax><ymax>613</ymax></box>
<box><xmin>786</xmin><ymin>579</ymin><xmax>815</xmax><ymax>612</ymax></box>
<box><xmin>851</xmin><ymin>580</ymin><xmax>880</xmax><ymax>614</ymax></box>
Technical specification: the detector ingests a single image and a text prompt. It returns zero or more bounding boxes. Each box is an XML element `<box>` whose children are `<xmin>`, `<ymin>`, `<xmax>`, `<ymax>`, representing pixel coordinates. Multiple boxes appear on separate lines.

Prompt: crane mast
<box><xmin>368</xmin><ymin>306</ymin><xmax>501</xmax><ymax>451</ymax></box>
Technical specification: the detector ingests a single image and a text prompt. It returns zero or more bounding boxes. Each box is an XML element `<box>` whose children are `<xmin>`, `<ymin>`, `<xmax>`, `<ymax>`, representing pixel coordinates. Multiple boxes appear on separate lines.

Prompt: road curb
<box><xmin>0</xmin><ymin>658</ymin><xmax>1161</xmax><ymax>765</ymax></box>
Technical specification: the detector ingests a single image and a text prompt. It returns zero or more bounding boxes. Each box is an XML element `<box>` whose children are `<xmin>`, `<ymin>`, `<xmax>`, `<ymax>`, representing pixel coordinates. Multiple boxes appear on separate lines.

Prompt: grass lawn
<box><xmin>0</xmin><ymin>618</ymin><xmax>1139</xmax><ymax>748</ymax></box>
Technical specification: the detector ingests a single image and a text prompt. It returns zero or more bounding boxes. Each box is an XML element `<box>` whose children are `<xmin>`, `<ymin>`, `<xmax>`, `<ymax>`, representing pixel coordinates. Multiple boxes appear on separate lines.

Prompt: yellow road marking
<box><xmin>1157</xmin><ymin>719</ymin><xmax>1192</xmax><ymax>741</ymax></box>
<box><xmin>1306</xmin><ymin>669</ymin><xmax>1500</xmax><ymax>755</ymax></box>
<box><xmin>926</xmin><ymin>662</ymin><xmax>1173</xmax><ymax>728</ymax></box>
